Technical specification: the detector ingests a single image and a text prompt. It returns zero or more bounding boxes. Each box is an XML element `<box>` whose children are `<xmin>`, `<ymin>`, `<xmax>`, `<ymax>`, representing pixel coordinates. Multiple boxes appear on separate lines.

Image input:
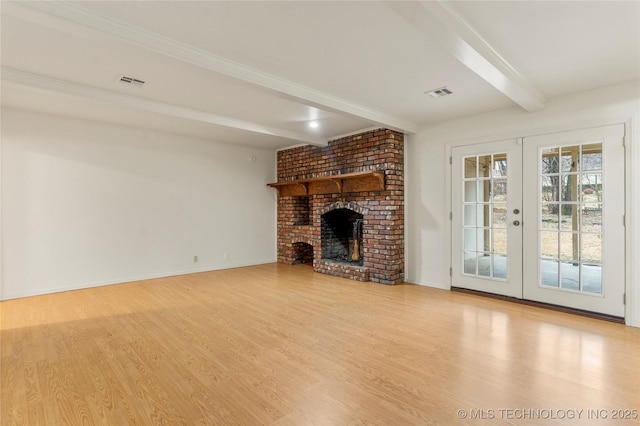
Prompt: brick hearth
<box><xmin>272</xmin><ymin>128</ymin><xmax>404</xmax><ymax>284</ymax></box>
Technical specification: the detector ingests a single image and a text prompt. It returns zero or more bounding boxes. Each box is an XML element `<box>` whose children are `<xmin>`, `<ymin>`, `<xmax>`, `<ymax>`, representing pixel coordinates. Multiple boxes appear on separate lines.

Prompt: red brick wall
<box><xmin>275</xmin><ymin>128</ymin><xmax>404</xmax><ymax>284</ymax></box>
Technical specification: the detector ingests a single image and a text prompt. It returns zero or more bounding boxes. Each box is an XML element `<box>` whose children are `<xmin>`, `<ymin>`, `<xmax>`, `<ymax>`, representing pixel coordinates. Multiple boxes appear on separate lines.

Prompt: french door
<box><xmin>452</xmin><ymin>125</ymin><xmax>625</xmax><ymax>317</ymax></box>
<box><xmin>451</xmin><ymin>139</ymin><xmax>523</xmax><ymax>298</ymax></box>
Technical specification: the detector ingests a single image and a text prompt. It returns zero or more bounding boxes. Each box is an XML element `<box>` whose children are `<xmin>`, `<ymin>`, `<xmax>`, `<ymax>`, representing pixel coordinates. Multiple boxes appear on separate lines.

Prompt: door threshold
<box><xmin>451</xmin><ymin>287</ymin><xmax>625</xmax><ymax>324</ymax></box>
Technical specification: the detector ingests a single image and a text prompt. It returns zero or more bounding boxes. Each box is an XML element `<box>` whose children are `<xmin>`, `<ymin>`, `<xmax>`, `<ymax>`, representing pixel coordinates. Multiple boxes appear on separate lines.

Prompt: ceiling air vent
<box><xmin>425</xmin><ymin>86</ymin><xmax>452</xmax><ymax>98</ymax></box>
<box><xmin>118</xmin><ymin>75</ymin><xmax>145</xmax><ymax>86</ymax></box>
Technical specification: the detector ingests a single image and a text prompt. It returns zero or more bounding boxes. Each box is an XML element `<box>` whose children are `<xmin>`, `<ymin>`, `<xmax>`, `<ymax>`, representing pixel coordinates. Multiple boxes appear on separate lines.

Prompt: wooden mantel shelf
<box><xmin>268</xmin><ymin>171</ymin><xmax>385</xmax><ymax>196</ymax></box>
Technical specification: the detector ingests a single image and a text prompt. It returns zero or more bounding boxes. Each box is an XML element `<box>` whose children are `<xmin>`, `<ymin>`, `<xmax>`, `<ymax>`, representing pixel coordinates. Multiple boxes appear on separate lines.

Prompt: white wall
<box><xmin>406</xmin><ymin>80</ymin><xmax>640</xmax><ymax>326</ymax></box>
<box><xmin>1</xmin><ymin>108</ymin><xmax>277</xmax><ymax>300</ymax></box>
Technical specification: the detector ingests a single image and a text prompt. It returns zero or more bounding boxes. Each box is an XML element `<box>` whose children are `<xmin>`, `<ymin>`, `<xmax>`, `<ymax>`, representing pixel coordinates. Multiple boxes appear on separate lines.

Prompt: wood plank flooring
<box><xmin>1</xmin><ymin>263</ymin><xmax>639</xmax><ymax>425</ymax></box>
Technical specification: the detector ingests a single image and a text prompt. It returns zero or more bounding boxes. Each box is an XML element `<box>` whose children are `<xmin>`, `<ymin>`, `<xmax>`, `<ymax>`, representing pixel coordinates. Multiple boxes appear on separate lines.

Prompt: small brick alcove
<box><xmin>269</xmin><ymin>128</ymin><xmax>404</xmax><ymax>284</ymax></box>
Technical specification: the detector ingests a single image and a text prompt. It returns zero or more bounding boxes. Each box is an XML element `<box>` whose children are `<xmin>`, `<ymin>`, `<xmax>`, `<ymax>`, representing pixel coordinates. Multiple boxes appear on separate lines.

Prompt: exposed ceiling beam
<box><xmin>3</xmin><ymin>0</ymin><xmax>417</xmax><ymax>134</ymax></box>
<box><xmin>385</xmin><ymin>0</ymin><xmax>546</xmax><ymax>112</ymax></box>
<box><xmin>1</xmin><ymin>67</ymin><xmax>328</xmax><ymax>146</ymax></box>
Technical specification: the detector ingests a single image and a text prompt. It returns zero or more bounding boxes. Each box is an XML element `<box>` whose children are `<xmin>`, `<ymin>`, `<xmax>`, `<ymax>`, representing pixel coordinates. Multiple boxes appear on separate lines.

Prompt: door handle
<box><xmin>513</xmin><ymin>220</ymin><xmax>521</xmax><ymax>226</ymax></box>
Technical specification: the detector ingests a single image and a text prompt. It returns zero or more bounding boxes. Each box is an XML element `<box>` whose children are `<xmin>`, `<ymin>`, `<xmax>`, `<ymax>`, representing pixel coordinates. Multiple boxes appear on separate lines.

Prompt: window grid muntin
<box><xmin>462</xmin><ymin>153</ymin><xmax>508</xmax><ymax>280</ymax></box>
<box><xmin>539</xmin><ymin>142</ymin><xmax>603</xmax><ymax>294</ymax></box>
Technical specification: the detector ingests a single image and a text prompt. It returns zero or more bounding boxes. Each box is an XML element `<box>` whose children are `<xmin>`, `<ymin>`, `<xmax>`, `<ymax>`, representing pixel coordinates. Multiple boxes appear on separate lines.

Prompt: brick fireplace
<box><xmin>269</xmin><ymin>128</ymin><xmax>404</xmax><ymax>284</ymax></box>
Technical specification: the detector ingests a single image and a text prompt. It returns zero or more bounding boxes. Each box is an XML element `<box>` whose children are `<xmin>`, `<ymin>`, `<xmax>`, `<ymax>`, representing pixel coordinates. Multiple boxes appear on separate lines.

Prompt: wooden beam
<box><xmin>5</xmin><ymin>0</ymin><xmax>418</xmax><ymax>134</ymax></box>
<box><xmin>3</xmin><ymin>68</ymin><xmax>327</xmax><ymax>146</ymax></box>
<box><xmin>385</xmin><ymin>0</ymin><xmax>546</xmax><ymax>112</ymax></box>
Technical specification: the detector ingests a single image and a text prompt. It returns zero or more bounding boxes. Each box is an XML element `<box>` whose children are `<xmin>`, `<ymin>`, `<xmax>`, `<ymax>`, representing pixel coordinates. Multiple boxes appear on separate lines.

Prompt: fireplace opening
<box><xmin>321</xmin><ymin>208</ymin><xmax>364</xmax><ymax>265</ymax></box>
<box><xmin>292</xmin><ymin>242</ymin><xmax>313</xmax><ymax>264</ymax></box>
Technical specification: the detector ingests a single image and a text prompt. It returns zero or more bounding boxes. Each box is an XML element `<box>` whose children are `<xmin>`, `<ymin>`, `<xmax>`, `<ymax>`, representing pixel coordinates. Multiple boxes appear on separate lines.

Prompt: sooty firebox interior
<box><xmin>321</xmin><ymin>208</ymin><xmax>364</xmax><ymax>265</ymax></box>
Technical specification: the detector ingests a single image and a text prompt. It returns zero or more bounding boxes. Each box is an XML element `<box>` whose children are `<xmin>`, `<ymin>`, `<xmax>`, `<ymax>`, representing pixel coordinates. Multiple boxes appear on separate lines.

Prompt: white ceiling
<box><xmin>2</xmin><ymin>1</ymin><xmax>638</xmax><ymax>149</ymax></box>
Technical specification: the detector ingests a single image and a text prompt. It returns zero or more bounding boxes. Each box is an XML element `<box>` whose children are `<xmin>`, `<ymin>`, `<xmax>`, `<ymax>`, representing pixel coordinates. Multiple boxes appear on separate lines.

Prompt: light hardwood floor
<box><xmin>1</xmin><ymin>263</ymin><xmax>639</xmax><ymax>425</ymax></box>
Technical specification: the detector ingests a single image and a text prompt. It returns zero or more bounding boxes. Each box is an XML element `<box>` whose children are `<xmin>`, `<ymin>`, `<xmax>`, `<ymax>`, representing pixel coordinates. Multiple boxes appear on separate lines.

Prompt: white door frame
<box><xmin>445</xmin><ymin>120</ymin><xmax>637</xmax><ymax>326</ymax></box>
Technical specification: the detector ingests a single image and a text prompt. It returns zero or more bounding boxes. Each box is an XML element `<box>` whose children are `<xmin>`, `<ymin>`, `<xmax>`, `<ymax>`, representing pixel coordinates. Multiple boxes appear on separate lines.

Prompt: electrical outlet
<box><xmin>223</xmin><ymin>253</ymin><xmax>230</xmax><ymax>260</ymax></box>
<box><xmin>193</xmin><ymin>255</ymin><xmax>198</xmax><ymax>263</ymax></box>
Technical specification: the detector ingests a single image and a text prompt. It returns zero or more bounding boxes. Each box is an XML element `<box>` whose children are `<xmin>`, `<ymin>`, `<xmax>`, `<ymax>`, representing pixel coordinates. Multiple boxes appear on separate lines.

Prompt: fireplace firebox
<box><xmin>321</xmin><ymin>209</ymin><xmax>364</xmax><ymax>265</ymax></box>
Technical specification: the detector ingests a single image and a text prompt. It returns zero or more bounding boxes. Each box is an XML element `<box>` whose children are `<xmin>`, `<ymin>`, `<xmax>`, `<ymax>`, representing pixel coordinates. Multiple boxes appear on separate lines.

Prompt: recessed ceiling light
<box><xmin>309</xmin><ymin>121</ymin><xmax>319</xmax><ymax>128</ymax></box>
<box><xmin>425</xmin><ymin>86</ymin><xmax>453</xmax><ymax>98</ymax></box>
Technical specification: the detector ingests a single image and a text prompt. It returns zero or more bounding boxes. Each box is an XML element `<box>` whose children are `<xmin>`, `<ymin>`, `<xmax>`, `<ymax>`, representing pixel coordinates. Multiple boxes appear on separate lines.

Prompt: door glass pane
<box><xmin>493</xmin><ymin>255</ymin><xmax>507</xmax><ymax>279</ymax></box>
<box><xmin>492</xmin><ymin>229</ymin><xmax>507</xmax><ymax>254</ymax></box>
<box><xmin>539</xmin><ymin>142</ymin><xmax>607</xmax><ymax>295</ymax></box>
<box><xmin>560</xmin><ymin>174</ymin><xmax>577</xmax><ymax>203</ymax></box>
<box><xmin>583</xmin><ymin>264</ymin><xmax>602</xmax><ymax>294</ymax></box>
<box><xmin>581</xmin><ymin>204</ymin><xmax>602</xmax><ymax>230</ymax></box>
<box><xmin>493</xmin><ymin>154</ymin><xmax>507</xmax><ymax>177</ymax></box>
<box><xmin>541</xmin><ymin>176</ymin><xmax>559</xmax><ymax>203</ymax></box>
<box><xmin>581</xmin><ymin>143</ymin><xmax>602</xmax><ymax>171</ymax></box>
<box><xmin>464</xmin><ymin>252</ymin><xmax>476</xmax><ymax>274</ymax></box>
<box><xmin>461</xmin><ymin>153</ymin><xmax>508</xmax><ymax>280</ymax></box>
<box><xmin>479</xmin><ymin>228</ymin><xmax>490</xmax><ymax>252</ymax></box>
<box><xmin>491</xmin><ymin>179</ymin><xmax>507</xmax><ymax>202</ymax></box>
<box><xmin>464</xmin><ymin>181</ymin><xmax>477</xmax><ymax>202</ymax></box>
<box><xmin>464</xmin><ymin>228</ymin><xmax>476</xmax><ymax>250</ymax></box>
<box><xmin>463</xmin><ymin>205</ymin><xmax>477</xmax><ymax>226</ymax></box>
<box><xmin>481</xmin><ymin>204</ymin><xmax>491</xmax><ymax>227</ymax></box>
<box><xmin>541</xmin><ymin>203</ymin><xmax>559</xmax><ymax>230</ymax></box>
<box><xmin>541</xmin><ymin>259</ymin><xmax>559</xmax><ymax>287</ymax></box>
<box><xmin>541</xmin><ymin>148</ymin><xmax>559</xmax><ymax>174</ymax></box>
<box><xmin>478</xmin><ymin>155</ymin><xmax>491</xmax><ymax>178</ymax></box>
<box><xmin>581</xmin><ymin>173</ymin><xmax>602</xmax><ymax>202</ymax></box>
<box><xmin>582</xmin><ymin>233</ymin><xmax>602</xmax><ymax>263</ymax></box>
<box><xmin>560</xmin><ymin>146</ymin><xmax>579</xmax><ymax>172</ymax></box>
<box><xmin>478</xmin><ymin>253</ymin><xmax>491</xmax><ymax>276</ymax></box>
<box><xmin>540</xmin><ymin>231</ymin><xmax>558</xmax><ymax>258</ymax></box>
<box><xmin>464</xmin><ymin>157</ymin><xmax>477</xmax><ymax>178</ymax></box>
<box><xmin>560</xmin><ymin>232</ymin><xmax>579</xmax><ymax>262</ymax></box>
<box><xmin>560</xmin><ymin>261</ymin><xmax>580</xmax><ymax>290</ymax></box>
<box><xmin>559</xmin><ymin>204</ymin><xmax>578</xmax><ymax>232</ymax></box>
<box><xmin>492</xmin><ymin>204</ymin><xmax>507</xmax><ymax>228</ymax></box>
